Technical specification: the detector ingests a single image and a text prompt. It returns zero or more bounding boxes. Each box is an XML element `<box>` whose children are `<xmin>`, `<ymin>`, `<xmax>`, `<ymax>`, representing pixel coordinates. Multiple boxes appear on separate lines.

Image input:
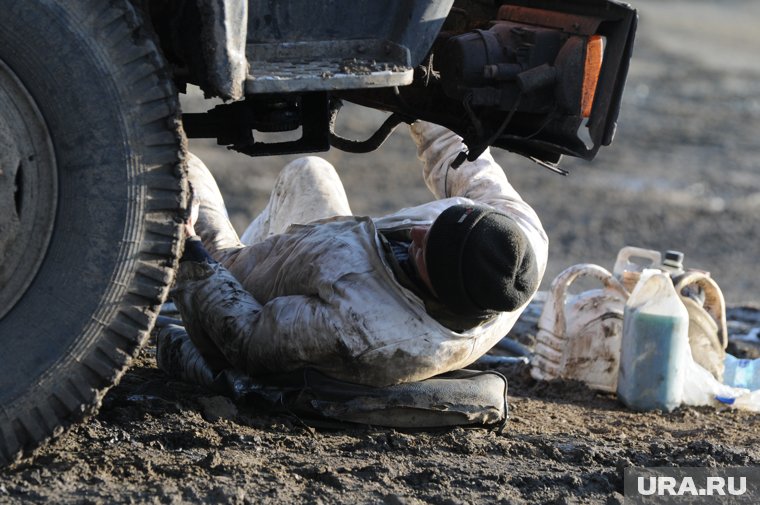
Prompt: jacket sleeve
<box><xmin>410</xmin><ymin>120</ymin><xmax>549</xmax><ymax>273</ymax></box>
<box><xmin>171</xmin><ymin>259</ymin><xmax>345</xmax><ymax>378</ymax></box>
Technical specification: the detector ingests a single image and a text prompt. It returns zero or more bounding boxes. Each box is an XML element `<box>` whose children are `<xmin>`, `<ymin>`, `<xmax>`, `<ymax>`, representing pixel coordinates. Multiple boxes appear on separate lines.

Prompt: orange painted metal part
<box><xmin>582</xmin><ymin>35</ymin><xmax>604</xmax><ymax>118</ymax></box>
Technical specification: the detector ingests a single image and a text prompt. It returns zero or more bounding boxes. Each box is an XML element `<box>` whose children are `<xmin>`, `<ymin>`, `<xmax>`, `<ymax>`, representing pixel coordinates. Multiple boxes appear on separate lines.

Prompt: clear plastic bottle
<box><xmin>723</xmin><ymin>354</ymin><xmax>760</xmax><ymax>391</ymax></box>
<box><xmin>617</xmin><ymin>269</ymin><xmax>690</xmax><ymax>411</ymax></box>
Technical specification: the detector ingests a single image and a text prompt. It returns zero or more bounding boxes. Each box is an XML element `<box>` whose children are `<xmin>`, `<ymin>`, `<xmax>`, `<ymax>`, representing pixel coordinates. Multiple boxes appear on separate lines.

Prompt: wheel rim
<box><xmin>0</xmin><ymin>58</ymin><xmax>57</xmax><ymax>320</ymax></box>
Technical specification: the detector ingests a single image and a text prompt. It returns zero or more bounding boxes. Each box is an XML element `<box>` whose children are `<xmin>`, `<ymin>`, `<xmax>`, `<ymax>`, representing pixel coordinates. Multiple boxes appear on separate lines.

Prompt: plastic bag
<box><xmin>680</xmin><ymin>344</ymin><xmax>759</xmax><ymax>411</ymax></box>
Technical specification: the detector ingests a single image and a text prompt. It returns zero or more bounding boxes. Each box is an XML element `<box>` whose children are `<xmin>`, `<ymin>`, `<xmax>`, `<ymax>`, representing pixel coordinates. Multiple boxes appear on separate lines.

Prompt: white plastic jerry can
<box><xmin>612</xmin><ymin>246</ymin><xmax>662</xmax><ymax>292</ymax></box>
<box><xmin>674</xmin><ymin>271</ymin><xmax>728</xmax><ymax>381</ymax></box>
<box><xmin>617</xmin><ymin>246</ymin><xmax>727</xmax><ymax>381</ymax></box>
<box><xmin>617</xmin><ymin>269</ymin><xmax>690</xmax><ymax>412</ymax></box>
<box><xmin>531</xmin><ymin>263</ymin><xmax>629</xmax><ymax>392</ymax></box>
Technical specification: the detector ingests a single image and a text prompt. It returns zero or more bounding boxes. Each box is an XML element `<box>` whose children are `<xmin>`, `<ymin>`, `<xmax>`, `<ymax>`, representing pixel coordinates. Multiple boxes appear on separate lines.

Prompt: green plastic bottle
<box><xmin>617</xmin><ymin>269</ymin><xmax>690</xmax><ymax>411</ymax></box>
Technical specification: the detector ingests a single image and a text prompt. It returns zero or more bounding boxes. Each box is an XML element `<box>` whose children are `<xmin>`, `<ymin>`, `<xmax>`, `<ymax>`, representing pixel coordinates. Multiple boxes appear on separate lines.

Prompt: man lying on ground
<box><xmin>171</xmin><ymin>121</ymin><xmax>548</xmax><ymax>387</ymax></box>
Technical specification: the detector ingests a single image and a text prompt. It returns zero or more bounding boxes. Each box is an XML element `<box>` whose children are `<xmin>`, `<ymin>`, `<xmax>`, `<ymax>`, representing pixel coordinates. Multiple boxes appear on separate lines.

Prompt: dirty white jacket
<box><xmin>172</xmin><ymin>122</ymin><xmax>548</xmax><ymax>387</ymax></box>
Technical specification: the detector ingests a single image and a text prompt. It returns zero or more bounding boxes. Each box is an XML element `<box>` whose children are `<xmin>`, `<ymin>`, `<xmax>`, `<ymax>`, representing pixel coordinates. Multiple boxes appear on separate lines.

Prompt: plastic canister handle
<box><xmin>613</xmin><ymin>246</ymin><xmax>662</xmax><ymax>278</ymax></box>
<box><xmin>674</xmin><ymin>271</ymin><xmax>728</xmax><ymax>349</ymax></box>
<box><xmin>543</xmin><ymin>263</ymin><xmax>629</xmax><ymax>339</ymax></box>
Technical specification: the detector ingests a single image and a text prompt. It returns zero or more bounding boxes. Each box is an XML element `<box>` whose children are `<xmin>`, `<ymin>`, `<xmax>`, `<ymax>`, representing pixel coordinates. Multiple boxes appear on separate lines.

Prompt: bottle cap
<box><xmin>663</xmin><ymin>250</ymin><xmax>684</xmax><ymax>267</ymax></box>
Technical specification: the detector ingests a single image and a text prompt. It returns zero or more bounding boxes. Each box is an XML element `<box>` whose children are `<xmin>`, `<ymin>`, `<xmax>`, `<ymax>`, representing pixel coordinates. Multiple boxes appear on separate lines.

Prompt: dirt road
<box><xmin>2</xmin><ymin>1</ymin><xmax>759</xmax><ymax>503</ymax></box>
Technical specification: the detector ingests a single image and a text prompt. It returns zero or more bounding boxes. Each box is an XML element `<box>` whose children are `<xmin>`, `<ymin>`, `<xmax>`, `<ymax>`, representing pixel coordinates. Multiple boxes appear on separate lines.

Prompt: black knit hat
<box><xmin>425</xmin><ymin>204</ymin><xmax>538</xmax><ymax>314</ymax></box>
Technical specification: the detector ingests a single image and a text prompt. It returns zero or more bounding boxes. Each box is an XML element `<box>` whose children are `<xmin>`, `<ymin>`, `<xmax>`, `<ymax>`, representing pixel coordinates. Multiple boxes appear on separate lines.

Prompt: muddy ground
<box><xmin>2</xmin><ymin>1</ymin><xmax>760</xmax><ymax>503</ymax></box>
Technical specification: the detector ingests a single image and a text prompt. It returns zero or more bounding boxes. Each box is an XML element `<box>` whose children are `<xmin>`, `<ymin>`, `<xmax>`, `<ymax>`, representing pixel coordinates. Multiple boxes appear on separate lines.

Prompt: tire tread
<box><xmin>0</xmin><ymin>0</ymin><xmax>187</xmax><ymax>466</ymax></box>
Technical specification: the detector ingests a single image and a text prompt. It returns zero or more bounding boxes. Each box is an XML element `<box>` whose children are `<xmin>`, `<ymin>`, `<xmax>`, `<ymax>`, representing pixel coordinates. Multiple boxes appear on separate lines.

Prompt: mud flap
<box><xmin>155</xmin><ymin>321</ymin><xmax>508</xmax><ymax>428</ymax></box>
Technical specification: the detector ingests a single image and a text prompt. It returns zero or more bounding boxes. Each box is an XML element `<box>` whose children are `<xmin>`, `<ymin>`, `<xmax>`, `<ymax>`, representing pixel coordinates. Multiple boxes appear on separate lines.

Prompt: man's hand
<box><xmin>185</xmin><ymin>199</ymin><xmax>200</xmax><ymax>238</ymax></box>
<box><xmin>180</xmin><ymin>198</ymin><xmax>214</xmax><ymax>264</ymax></box>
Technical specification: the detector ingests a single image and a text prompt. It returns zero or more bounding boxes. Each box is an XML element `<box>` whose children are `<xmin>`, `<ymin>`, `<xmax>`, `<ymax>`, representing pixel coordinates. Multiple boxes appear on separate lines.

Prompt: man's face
<box><xmin>409</xmin><ymin>225</ymin><xmax>436</xmax><ymax>295</ymax></box>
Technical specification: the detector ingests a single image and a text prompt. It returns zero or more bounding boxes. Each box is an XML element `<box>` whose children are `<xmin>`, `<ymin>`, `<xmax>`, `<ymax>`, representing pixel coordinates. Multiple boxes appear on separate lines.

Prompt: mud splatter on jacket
<box><xmin>172</xmin><ymin>122</ymin><xmax>548</xmax><ymax>387</ymax></box>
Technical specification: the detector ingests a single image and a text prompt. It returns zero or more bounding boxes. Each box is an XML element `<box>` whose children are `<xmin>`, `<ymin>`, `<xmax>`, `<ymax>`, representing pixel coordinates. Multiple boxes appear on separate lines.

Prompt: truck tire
<box><xmin>0</xmin><ymin>0</ymin><xmax>187</xmax><ymax>466</ymax></box>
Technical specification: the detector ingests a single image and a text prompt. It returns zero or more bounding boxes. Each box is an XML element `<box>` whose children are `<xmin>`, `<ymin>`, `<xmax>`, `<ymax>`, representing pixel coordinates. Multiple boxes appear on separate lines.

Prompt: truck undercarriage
<box><xmin>158</xmin><ymin>0</ymin><xmax>636</xmax><ymax>169</ymax></box>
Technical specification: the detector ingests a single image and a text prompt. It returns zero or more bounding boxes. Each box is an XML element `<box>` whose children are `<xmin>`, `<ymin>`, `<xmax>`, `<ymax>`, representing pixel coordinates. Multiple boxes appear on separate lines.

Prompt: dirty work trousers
<box><xmin>181</xmin><ymin>153</ymin><xmax>355</xmax><ymax>373</ymax></box>
<box><xmin>188</xmin><ymin>153</ymin><xmax>353</xmax><ymax>253</ymax></box>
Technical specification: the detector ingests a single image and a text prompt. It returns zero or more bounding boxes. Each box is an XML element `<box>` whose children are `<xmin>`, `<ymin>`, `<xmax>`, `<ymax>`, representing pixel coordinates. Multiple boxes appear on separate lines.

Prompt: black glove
<box><xmin>180</xmin><ymin>236</ymin><xmax>215</xmax><ymax>264</ymax></box>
